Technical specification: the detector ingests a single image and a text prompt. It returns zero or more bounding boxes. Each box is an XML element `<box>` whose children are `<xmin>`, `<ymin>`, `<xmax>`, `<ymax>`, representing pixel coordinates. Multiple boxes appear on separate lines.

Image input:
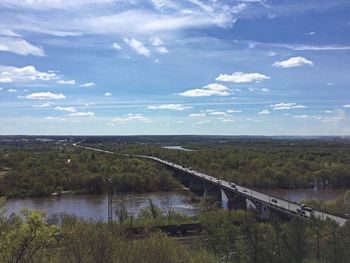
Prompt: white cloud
<box><xmin>156</xmin><ymin>46</ymin><xmax>168</xmax><ymax>54</ymax></box>
<box><xmin>80</xmin><ymin>82</ymin><xmax>95</xmax><ymax>87</ymax></box>
<box><xmin>55</xmin><ymin>106</ymin><xmax>77</xmax><ymax>113</ymax></box>
<box><xmin>8</xmin><ymin>88</ymin><xmax>17</xmax><ymax>93</ymax></box>
<box><xmin>0</xmin><ymin>87</ymin><xmax>3</xmax><ymax>91</ymax></box>
<box><xmin>150</xmin><ymin>37</ymin><xmax>168</xmax><ymax>54</ymax></box>
<box><xmin>69</xmin><ymin>112</ymin><xmax>95</xmax><ymax>117</ymax></box>
<box><xmin>33</xmin><ymin>102</ymin><xmax>53</xmax><ymax>108</ymax></box>
<box><xmin>270</xmin><ymin>102</ymin><xmax>307</xmax><ymax>110</ymax></box>
<box><xmin>148</xmin><ymin>104</ymin><xmax>192</xmax><ymax>111</ymax></box>
<box><xmin>0</xmin><ymin>37</ymin><xmax>44</xmax><ymax>56</ymax></box>
<box><xmin>21</xmin><ymin>92</ymin><xmax>66</xmax><ymax>100</ymax></box>
<box><xmin>258</xmin><ymin>109</ymin><xmax>270</xmax><ymax>115</ymax></box>
<box><xmin>287</xmin><ymin>44</ymin><xmax>350</xmax><ymax>51</ymax></box>
<box><xmin>221</xmin><ymin>119</ymin><xmax>235</xmax><ymax>123</ymax></box>
<box><xmin>123</xmin><ymin>38</ymin><xmax>151</xmax><ymax>57</ymax></box>
<box><xmin>209</xmin><ymin>111</ymin><xmax>227</xmax><ymax>116</ymax></box>
<box><xmin>216</xmin><ymin>71</ymin><xmax>270</xmax><ymax>83</ymax></box>
<box><xmin>324</xmin><ymin>110</ymin><xmax>333</xmax><ymax>114</ymax></box>
<box><xmin>44</xmin><ymin>116</ymin><xmax>66</xmax><ymax>121</ymax></box>
<box><xmin>105</xmin><ymin>92</ymin><xmax>112</xmax><ymax>96</ymax></box>
<box><xmin>267</xmin><ymin>51</ymin><xmax>277</xmax><ymax>56</ymax></box>
<box><xmin>58</xmin><ymin>79</ymin><xmax>76</xmax><ymax>85</ymax></box>
<box><xmin>0</xmin><ymin>65</ymin><xmax>58</xmax><ymax>83</ymax></box>
<box><xmin>189</xmin><ymin>113</ymin><xmax>206</xmax><ymax>117</ymax></box>
<box><xmin>248</xmin><ymin>42</ymin><xmax>255</xmax><ymax>48</ymax></box>
<box><xmin>293</xmin><ymin>114</ymin><xmax>309</xmax><ymax>118</ymax></box>
<box><xmin>343</xmin><ymin>104</ymin><xmax>350</xmax><ymax>109</ymax></box>
<box><xmin>227</xmin><ymin>109</ymin><xmax>242</xmax><ymax>113</ymax></box>
<box><xmin>178</xmin><ymin>83</ymin><xmax>230</xmax><ymax>97</ymax></box>
<box><xmin>75</xmin><ymin>7</ymin><xmax>238</xmax><ymax>35</ymax></box>
<box><xmin>112</xmin><ymin>42</ymin><xmax>122</xmax><ymax>50</ymax></box>
<box><xmin>150</xmin><ymin>37</ymin><xmax>163</xmax><ymax>46</ymax></box>
<box><xmin>0</xmin><ymin>28</ymin><xmax>20</xmax><ymax>37</ymax></box>
<box><xmin>306</xmin><ymin>31</ymin><xmax>315</xmax><ymax>35</ymax></box>
<box><xmin>195</xmin><ymin>120</ymin><xmax>211</xmax><ymax>125</ymax></box>
<box><xmin>249</xmin><ymin>87</ymin><xmax>270</xmax><ymax>92</ymax></box>
<box><xmin>112</xmin><ymin>113</ymin><xmax>151</xmax><ymax>124</ymax></box>
<box><xmin>272</xmin><ymin>56</ymin><xmax>313</xmax><ymax>68</ymax></box>
<box><xmin>0</xmin><ymin>77</ymin><xmax>12</xmax><ymax>83</ymax></box>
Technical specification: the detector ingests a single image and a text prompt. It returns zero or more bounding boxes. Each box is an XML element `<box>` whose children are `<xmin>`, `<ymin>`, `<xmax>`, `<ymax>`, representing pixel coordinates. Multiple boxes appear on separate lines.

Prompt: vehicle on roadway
<box><xmin>300</xmin><ymin>204</ymin><xmax>314</xmax><ymax>213</ymax></box>
<box><xmin>271</xmin><ymin>198</ymin><xmax>278</xmax><ymax>204</ymax></box>
<box><xmin>229</xmin><ymin>183</ymin><xmax>236</xmax><ymax>189</ymax></box>
<box><xmin>296</xmin><ymin>208</ymin><xmax>307</xmax><ymax>217</ymax></box>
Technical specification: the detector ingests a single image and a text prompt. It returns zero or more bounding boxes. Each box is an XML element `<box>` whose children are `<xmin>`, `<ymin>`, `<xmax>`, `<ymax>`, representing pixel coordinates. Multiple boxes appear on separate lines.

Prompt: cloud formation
<box><xmin>0</xmin><ymin>37</ymin><xmax>44</xmax><ymax>56</ymax></box>
<box><xmin>258</xmin><ymin>109</ymin><xmax>271</xmax><ymax>115</ymax></box>
<box><xmin>69</xmin><ymin>112</ymin><xmax>95</xmax><ymax>117</ymax></box>
<box><xmin>270</xmin><ymin>102</ymin><xmax>307</xmax><ymax>110</ymax></box>
<box><xmin>55</xmin><ymin>106</ymin><xmax>77</xmax><ymax>113</ymax></box>
<box><xmin>148</xmin><ymin>104</ymin><xmax>192</xmax><ymax>110</ymax></box>
<box><xmin>216</xmin><ymin>72</ymin><xmax>270</xmax><ymax>83</ymax></box>
<box><xmin>272</xmin><ymin>56</ymin><xmax>313</xmax><ymax>68</ymax></box>
<box><xmin>80</xmin><ymin>82</ymin><xmax>95</xmax><ymax>87</ymax></box>
<box><xmin>21</xmin><ymin>92</ymin><xmax>65</xmax><ymax>100</ymax></box>
<box><xmin>178</xmin><ymin>83</ymin><xmax>230</xmax><ymax>97</ymax></box>
<box><xmin>124</xmin><ymin>38</ymin><xmax>151</xmax><ymax>57</ymax></box>
<box><xmin>112</xmin><ymin>113</ymin><xmax>151</xmax><ymax>124</ymax></box>
<box><xmin>0</xmin><ymin>65</ymin><xmax>58</xmax><ymax>83</ymax></box>
<box><xmin>58</xmin><ymin>80</ymin><xmax>76</xmax><ymax>85</ymax></box>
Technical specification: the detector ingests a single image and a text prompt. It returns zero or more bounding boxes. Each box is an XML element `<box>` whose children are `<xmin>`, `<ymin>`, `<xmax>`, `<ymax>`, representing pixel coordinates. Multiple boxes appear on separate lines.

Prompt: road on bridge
<box><xmin>73</xmin><ymin>143</ymin><xmax>348</xmax><ymax>226</ymax></box>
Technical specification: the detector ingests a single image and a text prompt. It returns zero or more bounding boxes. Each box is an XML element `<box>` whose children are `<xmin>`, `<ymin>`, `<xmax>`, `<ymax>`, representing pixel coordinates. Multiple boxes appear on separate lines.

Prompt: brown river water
<box><xmin>4</xmin><ymin>188</ymin><xmax>348</xmax><ymax>221</ymax></box>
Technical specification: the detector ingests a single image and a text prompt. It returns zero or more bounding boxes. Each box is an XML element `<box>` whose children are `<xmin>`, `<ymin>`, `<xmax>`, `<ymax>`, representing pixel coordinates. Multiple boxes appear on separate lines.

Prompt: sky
<box><xmin>0</xmin><ymin>0</ymin><xmax>350</xmax><ymax>136</ymax></box>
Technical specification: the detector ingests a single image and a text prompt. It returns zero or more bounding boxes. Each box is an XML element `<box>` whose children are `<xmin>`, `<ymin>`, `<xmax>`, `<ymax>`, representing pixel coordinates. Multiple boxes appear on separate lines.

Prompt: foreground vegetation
<box><xmin>1</xmin><ymin>197</ymin><xmax>350</xmax><ymax>263</ymax></box>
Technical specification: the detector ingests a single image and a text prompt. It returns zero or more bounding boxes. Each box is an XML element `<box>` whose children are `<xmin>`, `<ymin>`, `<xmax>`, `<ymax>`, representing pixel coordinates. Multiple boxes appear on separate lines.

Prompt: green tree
<box><xmin>0</xmin><ymin>209</ymin><xmax>58</xmax><ymax>263</ymax></box>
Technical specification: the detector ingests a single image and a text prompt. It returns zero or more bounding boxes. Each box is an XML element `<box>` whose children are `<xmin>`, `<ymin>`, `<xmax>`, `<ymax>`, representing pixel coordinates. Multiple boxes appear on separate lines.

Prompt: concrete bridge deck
<box><xmin>73</xmin><ymin>144</ymin><xmax>348</xmax><ymax>226</ymax></box>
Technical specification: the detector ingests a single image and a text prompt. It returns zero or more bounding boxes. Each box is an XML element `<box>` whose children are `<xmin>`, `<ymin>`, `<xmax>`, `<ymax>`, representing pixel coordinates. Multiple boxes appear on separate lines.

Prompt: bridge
<box><xmin>73</xmin><ymin>143</ymin><xmax>348</xmax><ymax>226</ymax></box>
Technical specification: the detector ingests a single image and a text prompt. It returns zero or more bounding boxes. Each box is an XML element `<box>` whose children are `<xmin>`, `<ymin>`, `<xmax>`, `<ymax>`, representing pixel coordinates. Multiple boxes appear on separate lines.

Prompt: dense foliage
<box><xmin>0</xmin><ymin>146</ymin><xmax>180</xmax><ymax>197</ymax></box>
<box><xmin>1</xmin><ymin>137</ymin><xmax>350</xmax><ymax>197</ymax></box>
<box><xmin>111</xmin><ymin>138</ymin><xmax>350</xmax><ymax>189</ymax></box>
<box><xmin>1</xmin><ymin>197</ymin><xmax>350</xmax><ymax>263</ymax></box>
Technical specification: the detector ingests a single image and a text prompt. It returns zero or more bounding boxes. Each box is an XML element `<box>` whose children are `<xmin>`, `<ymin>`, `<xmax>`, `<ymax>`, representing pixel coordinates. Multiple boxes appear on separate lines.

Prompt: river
<box><xmin>264</xmin><ymin>188</ymin><xmax>348</xmax><ymax>203</ymax></box>
<box><xmin>3</xmin><ymin>188</ymin><xmax>347</xmax><ymax>222</ymax></box>
<box><xmin>3</xmin><ymin>190</ymin><xmax>201</xmax><ymax>222</ymax></box>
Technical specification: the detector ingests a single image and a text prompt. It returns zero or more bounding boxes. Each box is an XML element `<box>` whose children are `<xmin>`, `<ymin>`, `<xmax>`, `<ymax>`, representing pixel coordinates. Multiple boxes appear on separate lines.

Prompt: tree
<box><xmin>0</xmin><ymin>209</ymin><xmax>58</xmax><ymax>263</ymax></box>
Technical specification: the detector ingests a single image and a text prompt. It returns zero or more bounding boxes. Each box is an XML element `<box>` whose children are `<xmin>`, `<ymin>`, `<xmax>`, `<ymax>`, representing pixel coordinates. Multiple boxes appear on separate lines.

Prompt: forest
<box><xmin>0</xmin><ymin>144</ymin><xmax>179</xmax><ymax>198</ymax></box>
<box><xmin>1</xmin><ymin>137</ymin><xmax>350</xmax><ymax>197</ymax></box>
<box><xmin>108</xmin><ymin>138</ymin><xmax>350</xmax><ymax>189</ymax></box>
<box><xmin>1</xmin><ymin>197</ymin><xmax>350</xmax><ymax>263</ymax></box>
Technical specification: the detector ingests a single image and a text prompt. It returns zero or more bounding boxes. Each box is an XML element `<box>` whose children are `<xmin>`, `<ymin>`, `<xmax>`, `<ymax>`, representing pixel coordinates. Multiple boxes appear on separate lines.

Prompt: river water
<box><xmin>3</xmin><ymin>190</ymin><xmax>201</xmax><ymax>222</ymax></box>
<box><xmin>3</xmin><ymin>188</ymin><xmax>348</xmax><ymax>222</ymax></box>
<box><xmin>264</xmin><ymin>188</ymin><xmax>348</xmax><ymax>203</ymax></box>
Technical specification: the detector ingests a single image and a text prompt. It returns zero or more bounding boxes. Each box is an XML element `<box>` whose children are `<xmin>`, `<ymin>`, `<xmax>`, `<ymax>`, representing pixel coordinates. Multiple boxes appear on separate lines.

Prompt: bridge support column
<box><xmin>220</xmin><ymin>189</ymin><xmax>229</xmax><ymax>209</ymax></box>
<box><xmin>259</xmin><ymin>203</ymin><xmax>271</xmax><ymax>220</ymax></box>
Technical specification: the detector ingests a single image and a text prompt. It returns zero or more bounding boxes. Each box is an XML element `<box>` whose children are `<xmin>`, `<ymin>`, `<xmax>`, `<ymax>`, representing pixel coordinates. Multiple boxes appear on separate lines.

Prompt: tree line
<box><xmin>0</xmin><ymin>146</ymin><xmax>180</xmax><ymax>198</ymax></box>
<box><xmin>110</xmin><ymin>139</ymin><xmax>350</xmax><ymax>189</ymax></box>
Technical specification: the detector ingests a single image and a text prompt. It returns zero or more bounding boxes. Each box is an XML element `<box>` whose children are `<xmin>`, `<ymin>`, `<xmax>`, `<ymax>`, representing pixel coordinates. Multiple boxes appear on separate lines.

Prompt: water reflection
<box><xmin>264</xmin><ymin>188</ymin><xmax>349</xmax><ymax>203</ymax></box>
<box><xmin>4</xmin><ymin>190</ymin><xmax>200</xmax><ymax>222</ymax></box>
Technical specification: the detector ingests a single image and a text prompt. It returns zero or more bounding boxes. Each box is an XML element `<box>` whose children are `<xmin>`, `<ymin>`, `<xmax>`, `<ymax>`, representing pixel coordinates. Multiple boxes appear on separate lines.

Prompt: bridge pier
<box><xmin>220</xmin><ymin>189</ymin><xmax>229</xmax><ymax>209</ymax></box>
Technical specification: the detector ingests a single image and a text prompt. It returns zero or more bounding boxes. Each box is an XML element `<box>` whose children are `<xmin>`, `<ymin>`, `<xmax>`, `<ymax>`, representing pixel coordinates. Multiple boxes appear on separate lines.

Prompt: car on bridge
<box><xmin>300</xmin><ymin>204</ymin><xmax>314</xmax><ymax>213</ymax></box>
<box><xmin>229</xmin><ymin>183</ymin><xmax>236</xmax><ymax>189</ymax></box>
<box><xmin>271</xmin><ymin>198</ymin><xmax>278</xmax><ymax>204</ymax></box>
<box><xmin>296</xmin><ymin>208</ymin><xmax>307</xmax><ymax>217</ymax></box>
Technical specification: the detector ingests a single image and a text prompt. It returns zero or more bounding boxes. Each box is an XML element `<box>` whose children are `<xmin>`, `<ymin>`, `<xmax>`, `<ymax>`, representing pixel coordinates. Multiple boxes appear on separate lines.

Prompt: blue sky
<box><xmin>0</xmin><ymin>0</ymin><xmax>350</xmax><ymax>135</ymax></box>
